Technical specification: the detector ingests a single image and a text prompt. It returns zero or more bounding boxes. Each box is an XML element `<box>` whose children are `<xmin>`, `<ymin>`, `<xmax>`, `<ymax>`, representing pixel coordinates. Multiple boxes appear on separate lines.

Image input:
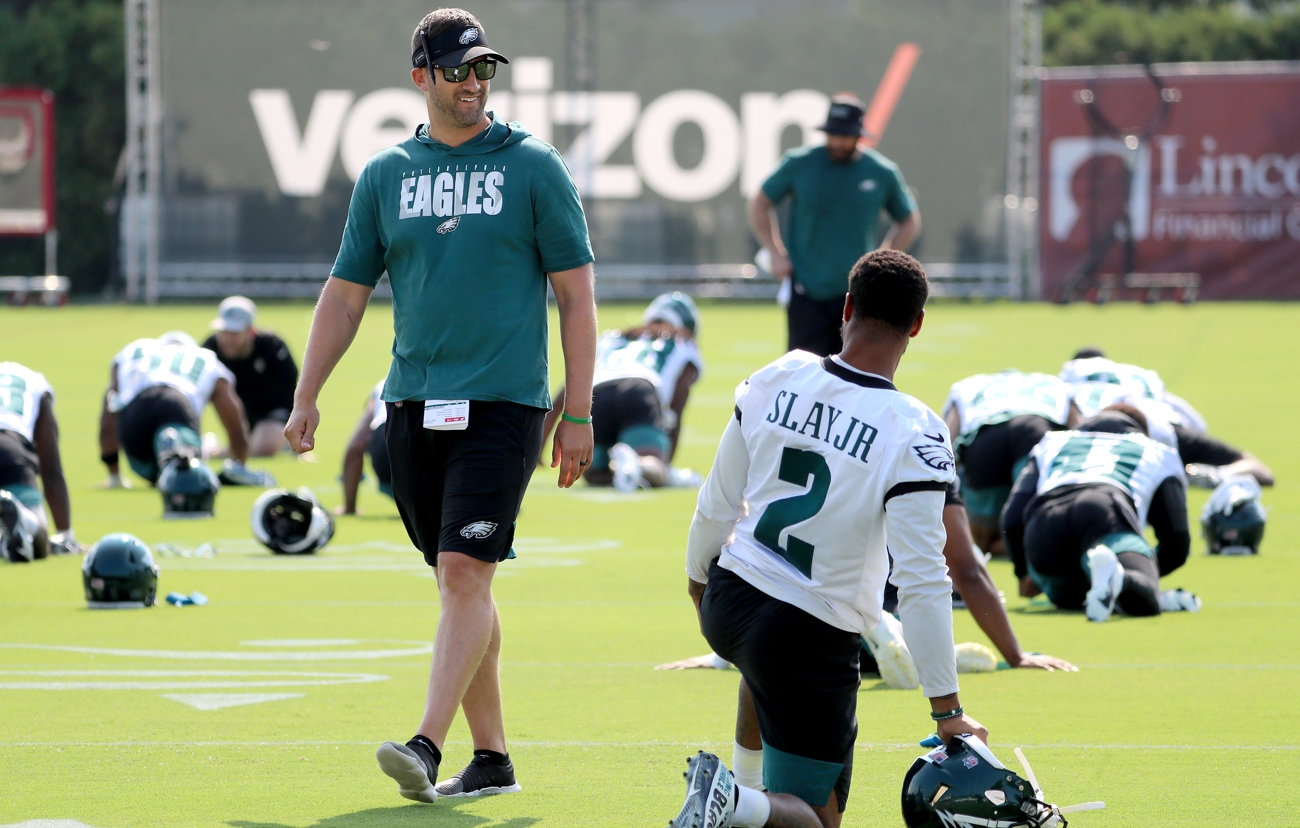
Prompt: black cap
<box><xmin>818</xmin><ymin>96</ymin><xmax>867</xmax><ymax>137</ymax></box>
<box><xmin>412</xmin><ymin>24</ymin><xmax>509</xmax><ymax>69</ymax></box>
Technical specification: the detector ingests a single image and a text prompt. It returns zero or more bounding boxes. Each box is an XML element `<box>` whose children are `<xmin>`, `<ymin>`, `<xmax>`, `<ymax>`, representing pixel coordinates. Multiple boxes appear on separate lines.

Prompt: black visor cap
<box><xmin>412</xmin><ymin>24</ymin><xmax>509</xmax><ymax>69</ymax></box>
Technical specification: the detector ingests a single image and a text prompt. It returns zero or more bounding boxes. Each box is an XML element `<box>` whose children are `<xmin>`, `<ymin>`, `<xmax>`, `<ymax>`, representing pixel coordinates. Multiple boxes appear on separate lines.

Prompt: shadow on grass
<box><xmin>232</xmin><ymin>806</ymin><xmax>541</xmax><ymax>828</ymax></box>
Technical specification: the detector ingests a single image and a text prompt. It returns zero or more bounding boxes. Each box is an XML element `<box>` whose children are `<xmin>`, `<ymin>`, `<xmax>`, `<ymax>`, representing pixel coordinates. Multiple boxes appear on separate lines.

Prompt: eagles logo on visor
<box><xmin>412</xmin><ymin>24</ymin><xmax>509</xmax><ymax>69</ymax></box>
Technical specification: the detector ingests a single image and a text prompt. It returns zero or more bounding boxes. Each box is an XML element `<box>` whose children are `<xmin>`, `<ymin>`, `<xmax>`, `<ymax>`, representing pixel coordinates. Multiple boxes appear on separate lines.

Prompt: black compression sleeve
<box><xmin>1174</xmin><ymin>424</ymin><xmax>1244</xmax><ymax>466</ymax></box>
<box><xmin>1148</xmin><ymin>476</ymin><xmax>1191</xmax><ymax>576</ymax></box>
<box><xmin>1002</xmin><ymin>457</ymin><xmax>1039</xmax><ymax>580</ymax></box>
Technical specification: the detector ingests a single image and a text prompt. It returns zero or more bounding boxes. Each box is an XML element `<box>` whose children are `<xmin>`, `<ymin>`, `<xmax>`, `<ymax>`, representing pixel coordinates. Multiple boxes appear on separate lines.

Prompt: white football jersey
<box><xmin>943</xmin><ymin>371</ymin><xmax>1072</xmax><ymax>441</ymax></box>
<box><xmin>0</xmin><ymin>362</ymin><xmax>54</xmax><ymax>443</ymax></box>
<box><xmin>1031</xmin><ymin>430</ymin><xmax>1186</xmax><ymax>526</ymax></box>
<box><xmin>592</xmin><ymin>331</ymin><xmax>703</xmax><ymax>408</ymax></box>
<box><xmin>369</xmin><ymin>380</ymin><xmax>387</xmax><ymax>430</ymax></box>
<box><xmin>1060</xmin><ymin>357</ymin><xmax>1164</xmax><ymax>399</ymax></box>
<box><xmin>113</xmin><ymin>338</ymin><xmax>233</xmax><ymax>418</ymax></box>
<box><xmin>707</xmin><ymin>351</ymin><xmax>955</xmax><ymax>627</ymax></box>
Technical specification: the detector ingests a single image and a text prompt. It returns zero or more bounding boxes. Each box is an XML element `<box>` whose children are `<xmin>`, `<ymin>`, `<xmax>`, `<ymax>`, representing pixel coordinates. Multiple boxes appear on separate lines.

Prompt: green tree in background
<box><xmin>1045</xmin><ymin>0</ymin><xmax>1300</xmax><ymax>66</ymax></box>
<box><xmin>0</xmin><ymin>0</ymin><xmax>124</xmax><ymax>295</ymax></box>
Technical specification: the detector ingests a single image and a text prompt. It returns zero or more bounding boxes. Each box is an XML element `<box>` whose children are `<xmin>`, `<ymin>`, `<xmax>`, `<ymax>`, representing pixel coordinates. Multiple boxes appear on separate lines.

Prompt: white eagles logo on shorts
<box><xmin>459</xmin><ymin>28</ymin><xmax>479</xmax><ymax>44</ymax></box>
<box><xmin>913</xmin><ymin>444</ymin><xmax>954</xmax><ymax>471</ymax></box>
<box><xmin>436</xmin><ymin>216</ymin><xmax>460</xmax><ymax>234</ymax></box>
<box><xmin>459</xmin><ymin>521</ymin><xmax>498</xmax><ymax>539</ymax></box>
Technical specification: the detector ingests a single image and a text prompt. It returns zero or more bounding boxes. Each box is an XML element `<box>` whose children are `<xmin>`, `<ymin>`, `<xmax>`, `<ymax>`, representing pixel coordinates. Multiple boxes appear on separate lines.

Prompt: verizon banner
<box><xmin>1040</xmin><ymin>62</ymin><xmax>1300</xmax><ymax>300</ymax></box>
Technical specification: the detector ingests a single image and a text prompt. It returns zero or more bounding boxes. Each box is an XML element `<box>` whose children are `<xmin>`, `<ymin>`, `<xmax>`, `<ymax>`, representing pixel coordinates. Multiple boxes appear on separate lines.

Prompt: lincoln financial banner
<box><xmin>1040</xmin><ymin>62</ymin><xmax>1300</xmax><ymax>300</ymax></box>
<box><xmin>157</xmin><ymin>0</ymin><xmax>1008</xmax><ymax>274</ymax></box>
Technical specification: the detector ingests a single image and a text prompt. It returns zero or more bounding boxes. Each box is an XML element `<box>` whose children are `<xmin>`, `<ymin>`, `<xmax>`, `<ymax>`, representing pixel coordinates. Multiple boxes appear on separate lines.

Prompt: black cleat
<box><xmin>376</xmin><ymin>737</ymin><xmax>439</xmax><ymax>803</ymax></box>
<box><xmin>434</xmin><ymin>752</ymin><xmax>522</xmax><ymax>797</ymax></box>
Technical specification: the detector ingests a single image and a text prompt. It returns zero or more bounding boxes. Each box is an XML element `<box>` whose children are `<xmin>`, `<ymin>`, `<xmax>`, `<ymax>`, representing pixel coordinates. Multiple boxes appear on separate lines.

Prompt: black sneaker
<box><xmin>434</xmin><ymin>752</ymin><xmax>522</xmax><ymax>797</ymax></box>
<box><xmin>376</xmin><ymin>736</ymin><xmax>439</xmax><ymax>803</ymax></box>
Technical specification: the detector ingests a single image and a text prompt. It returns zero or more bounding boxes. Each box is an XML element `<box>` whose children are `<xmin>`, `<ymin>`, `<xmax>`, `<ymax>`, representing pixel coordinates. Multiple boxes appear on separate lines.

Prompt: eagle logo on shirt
<box><xmin>436</xmin><ymin>216</ymin><xmax>461</xmax><ymax>234</ymax></box>
<box><xmin>913</xmin><ymin>443</ymin><xmax>954</xmax><ymax>471</ymax></box>
<box><xmin>459</xmin><ymin>28</ymin><xmax>480</xmax><ymax>44</ymax></box>
<box><xmin>459</xmin><ymin>521</ymin><xmax>498</xmax><ymax>539</ymax></box>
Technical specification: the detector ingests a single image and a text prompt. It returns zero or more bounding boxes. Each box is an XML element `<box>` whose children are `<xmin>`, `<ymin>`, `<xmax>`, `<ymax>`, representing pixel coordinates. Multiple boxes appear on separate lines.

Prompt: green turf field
<box><xmin>0</xmin><ymin>300</ymin><xmax>1296</xmax><ymax>827</ymax></box>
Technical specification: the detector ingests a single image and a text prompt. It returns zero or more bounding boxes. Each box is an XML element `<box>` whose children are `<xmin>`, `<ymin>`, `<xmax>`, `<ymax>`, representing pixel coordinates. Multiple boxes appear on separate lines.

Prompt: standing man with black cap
<box><xmin>282</xmin><ymin>6</ymin><xmax>597</xmax><ymax>805</ymax></box>
<box><xmin>749</xmin><ymin>94</ymin><xmax>921</xmax><ymax>357</ymax></box>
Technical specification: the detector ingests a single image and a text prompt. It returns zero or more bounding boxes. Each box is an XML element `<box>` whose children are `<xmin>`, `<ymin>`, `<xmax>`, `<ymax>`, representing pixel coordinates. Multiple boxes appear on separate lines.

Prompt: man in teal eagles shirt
<box><xmin>749</xmin><ymin>94</ymin><xmax>921</xmax><ymax>357</ymax></box>
<box><xmin>284</xmin><ymin>7</ymin><xmax>598</xmax><ymax>804</ymax></box>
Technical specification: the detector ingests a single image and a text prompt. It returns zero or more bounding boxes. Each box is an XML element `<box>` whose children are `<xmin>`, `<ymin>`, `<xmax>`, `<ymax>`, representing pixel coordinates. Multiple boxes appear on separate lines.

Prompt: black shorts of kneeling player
<box><xmin>701</xmin><ymin>562</ymin><xmax>858</xmax><ymax>812</ymax></box>
<box><xmin>1023</xmin><ymin>484</ymin><xmax>1162</xmax><ymax>616</ymax></box>
<box><xmin>117</xmin><ymin>385</ymin><xmax>201</xmax><ymax>483</ymax></box>
<box><xmin>385</xmin><ymin>399</ymin><xmax>544</xmax><ymax>568</ymax></box>
<box><xmin>0</xmin><ymin>429</ymin><xmax>40</xmax><ymax>496</ymax></box>
<box><xmin>958</xmin><ymin>414</ymin><xmax>1063</xmax><ymax>524</ymax></box>
<box><xmin>367</xmin><ymin>421</ymin><xmax>392</xmax><ymax>497</ymax></box>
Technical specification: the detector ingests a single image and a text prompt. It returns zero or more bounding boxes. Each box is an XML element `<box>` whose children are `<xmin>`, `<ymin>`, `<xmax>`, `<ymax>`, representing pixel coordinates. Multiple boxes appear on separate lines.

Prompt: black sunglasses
<box><xmin>420</xmin><ymin>32</ymin><xmax>497</xmax><ymax>83</ymax></box>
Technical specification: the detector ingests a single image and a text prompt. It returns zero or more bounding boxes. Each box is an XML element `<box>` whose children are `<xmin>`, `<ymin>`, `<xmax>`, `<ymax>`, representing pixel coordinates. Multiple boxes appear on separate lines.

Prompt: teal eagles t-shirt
<box><xmin>331</xmin><ymin>117</ymin><xmax>593</xmax><ymax>409</ymax></box>
<box><xmin>761</xmin><ymin>145</ymin><xmax>916</xmax><ymax>301</ymax></box>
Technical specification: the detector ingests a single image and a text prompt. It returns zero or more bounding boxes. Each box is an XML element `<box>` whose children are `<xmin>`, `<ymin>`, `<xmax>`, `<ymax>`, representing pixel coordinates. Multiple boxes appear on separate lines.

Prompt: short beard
<box><xmin>434</xmin><ymin>91</ymin><xmax>486</xmax><ymax>128</ymax></box>
<box><xmin>827</xmin><ymin>145</ymin><xmax>855</xmax><ymax>163</ymax></box>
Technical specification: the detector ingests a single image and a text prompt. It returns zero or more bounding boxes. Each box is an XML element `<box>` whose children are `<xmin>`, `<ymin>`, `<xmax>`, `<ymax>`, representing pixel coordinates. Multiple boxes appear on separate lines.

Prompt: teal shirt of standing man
<box><xmin>760</xmin><ymin>145</ymin><xmax>916</xmax><ymax>301</ymax></box>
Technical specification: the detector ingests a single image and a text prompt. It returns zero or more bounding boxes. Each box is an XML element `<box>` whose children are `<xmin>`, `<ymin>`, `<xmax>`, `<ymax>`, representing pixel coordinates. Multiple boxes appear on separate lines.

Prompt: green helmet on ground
<box><xmin>643</xmin><ymin>292</ymin><xmax>699</xmax><ymax>336</ymax></box>
<box><xmin>83</xmin><ymin>533</ymin><xmax>159</xmax><ymax>609</ymax></box>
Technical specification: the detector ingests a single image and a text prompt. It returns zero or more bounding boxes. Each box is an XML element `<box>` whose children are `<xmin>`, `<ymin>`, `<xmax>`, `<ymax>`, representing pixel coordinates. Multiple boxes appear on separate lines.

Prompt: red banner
<box><xmin>1039</xmin><ymin>63</ymin><xmax>1300</xmax><ymax>300</ymax></box>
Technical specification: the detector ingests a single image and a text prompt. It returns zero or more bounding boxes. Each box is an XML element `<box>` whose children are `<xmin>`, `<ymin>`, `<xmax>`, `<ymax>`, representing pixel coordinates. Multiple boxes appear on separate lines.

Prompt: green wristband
<box><xmin>930</xmin><ymin>706</ymin><xmax>964</xmax><ymax>722</ymax></box>
<box><xmin>561</xmin><ymin>412</ymin><xmax>593</xmax><ymax>425</ymax></box>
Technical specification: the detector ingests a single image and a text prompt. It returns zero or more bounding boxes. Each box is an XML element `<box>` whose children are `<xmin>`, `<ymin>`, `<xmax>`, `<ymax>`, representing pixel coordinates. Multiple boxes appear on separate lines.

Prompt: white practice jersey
<box><xmin>943</xmin><ymin>371</ymin><xmax>1072</xmax><ymax>441</ymax></box>
<box><xmin>369</xmin><ymin>380</ymin><xmax>387</xmax><ymax>430</ymax></box>
<box><xmin>1031</xmin><ymin>430</ymin><xmax>1186</xmax><ymax>526</ymax></box>
<box><xmin>592</xmin><ymin>331</ymin><xmax>703</xmax><ymax>409</ymax></box>
<box><xmin>687</xmin><ymin>351</ymin><xmax>958</xmax><ymax>697</ymax></box>
<box><xmin>113</xmin><ymin>338</ymin><xmax>233</xmax><ymax>418</ymax></box>
<box><xmin>0</xmin><ymin>362</ymin><xmax>54</xmax><ymax>443</ymax></box>
<box><xmin>1061</xmin><ymin>357</ymin><xmax>1164</xmax><ymax>398</ymax></box>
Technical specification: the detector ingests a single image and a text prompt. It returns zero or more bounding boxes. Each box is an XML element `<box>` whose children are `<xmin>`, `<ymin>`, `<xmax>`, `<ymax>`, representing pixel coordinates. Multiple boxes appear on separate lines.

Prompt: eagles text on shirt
<box><xmin>398</xmin><ymin>164</ymin><xmax>507</xmax><ymax>223</ymax></box>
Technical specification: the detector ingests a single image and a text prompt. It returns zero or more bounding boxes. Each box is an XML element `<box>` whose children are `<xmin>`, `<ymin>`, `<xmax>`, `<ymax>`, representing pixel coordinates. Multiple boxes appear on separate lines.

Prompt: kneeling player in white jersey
<box><xmin>543</xmin><ymin>292</ymin><xmax>703</xmax><ymax>491</ymax></box>
<box><xmin>1001</xmin><ymin>408</ymin><xmax>1198</xmax><ymax>621</ymax></box>
<box><xmin>338</xmin><ymin>379</ymin><xmax>393</xmax><ymax>515</ymax></box>
<box><xmin>670</xmin><ymin>251</ymin><xmax>984</xmax><ymax>828</ymax></box>
<box><xmin>942</xmin><ymin>370</ymin><xmax>1081</xmax><ymax>555</ymax></box>
<box><xmin>98</xmin><ymin>332</ymin><xmax>271</xmax><ymax>487</ymax></box>
<box><xmin>0</xmin><ymin>362</ymin><xmax>78</xmax><ymax>561</ymax></box>
<box><xmin>1062</xmin><ymin>348</ymin><xmax>1274</xmax><ymax>488</ymax></box>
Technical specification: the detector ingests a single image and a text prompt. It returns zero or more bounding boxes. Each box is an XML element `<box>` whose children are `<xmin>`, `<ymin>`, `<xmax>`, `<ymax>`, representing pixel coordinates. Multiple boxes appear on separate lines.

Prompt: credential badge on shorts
<box><xmin>437</xmin><ymin>216</ymin><xmax>460</xmax><ymax>234</ymax></box>
<box><xmin>460</xmin><ymin>521</ymin><xmax>498</xmax><ymax>540</ymax></box>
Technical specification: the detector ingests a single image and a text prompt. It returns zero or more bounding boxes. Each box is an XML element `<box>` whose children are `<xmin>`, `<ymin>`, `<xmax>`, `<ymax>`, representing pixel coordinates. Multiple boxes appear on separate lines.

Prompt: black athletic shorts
<box><xmin>960</xmin><ymin>415</ymin><xmax>1061</xmax><ymax>489</ymax></box>
<box><xmin>385</xmin><ymin>399</ymin><xmax>545</xmax><ymax>567</ymax></box>
<box><xmin>787</xmin><ymin>286</ymin><xmax>845</xmax><ymax>357</ymax></box>
<box><xmin>367</xmin><ymin>421</ymin><xmax>391</xmax><ymax>494</ymax></box>
<box><xmin>1023</xmin><ymin>484</ymin><xmax>1144</xmax><ymax>608</ymax></box>
<box><xmin>250</xmin><ymin>406</ymin><xmax>291</xmax><ymax>428</ymax></box>
<box><xmin>117</xmin><ymin>385</ymin><xmax>200</xmax><ymax>481</ymax></box>
<box><xmin>0</xmin><ymin>430</ymin><xmax>39</xmax><ymax>491</ymax></box>
<box><xmin>701</xmin><ymin>562</ymin><xmax>858</xmax><ymax>811</ymax></box>
<box><xmin>592</xmin><ymin>377</ymin><xmax>661</xmax><ymax>445</ymax></box>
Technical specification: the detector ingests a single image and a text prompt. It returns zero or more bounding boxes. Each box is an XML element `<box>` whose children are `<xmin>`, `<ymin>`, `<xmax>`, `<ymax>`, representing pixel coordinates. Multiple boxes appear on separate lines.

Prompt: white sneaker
<box><xmin>862</xmin><ymin>613</ymin><xmax>919</xmax><ymax>689</ymax></box>
<box><xmin>609</xmin><ymin>443</ymin><xmax>642</xmax><ymax>493</ymax></box>
<box><xmin>1084</xmin><ymin>545</ymin><xmax>1125</xmax><ymax>622</ymax></box>
<box><xmin>1159</xmin><ymin>588</ymin><xmax>1202</xmax><ymax>613</ymax></box>
<box><xmin>667</xmin><ymin>466</ymin><xmax>704</xmax><ymax>488</ymax></box>
<box><xmin>670</xmin><ymin>751</ymin><xmax>736</xmax><ymax>828</ymax></box>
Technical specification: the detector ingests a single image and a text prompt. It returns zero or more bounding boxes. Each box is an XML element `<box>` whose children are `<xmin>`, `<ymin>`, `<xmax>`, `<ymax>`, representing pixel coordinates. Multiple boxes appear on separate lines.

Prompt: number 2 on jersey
<box><xmin>753</xmin><ymin>447</ymin><xmax>832</xmax><ymax>578</ymax></box>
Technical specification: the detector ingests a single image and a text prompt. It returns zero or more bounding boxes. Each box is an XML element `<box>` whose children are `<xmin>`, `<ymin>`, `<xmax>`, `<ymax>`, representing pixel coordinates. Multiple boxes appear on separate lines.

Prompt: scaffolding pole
<box><xmin>1005</xmin><ymin>0</ymin><xmax>1041</xmax><ymax>300</ymax></box>
<box><xmin>124</xmin><ymin>0</ymin><xmax>161</xmax><ymax>304</ymax></box>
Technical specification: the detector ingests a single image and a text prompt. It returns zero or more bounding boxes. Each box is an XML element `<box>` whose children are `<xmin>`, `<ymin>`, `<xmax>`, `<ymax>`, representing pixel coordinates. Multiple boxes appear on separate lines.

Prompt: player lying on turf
<box><xmin>98</xmin><ymin>332</ymin><xmax>273</xmax><ymax>488</ymax></box>
<box><xmin>659</xmin><ymin>481</ymin><xmax>1077</xmax><ymax>682</ymax></box>
<box><xmin>1062</xmin><ymin>348</ymin><xmax>1274</xmax><ymax>489</ymax></box>
<box><xmin>0</xmin><ymin>361</ymin><xmax>79</xmax><ymax>561</ymax></box>
<box><xmin>542</xmin><ymin>292</ymin><xmax>703</xmax><ymax>491</ymax></box>
<box><xmin>337</xmin><ymin>379</ymin><xmax>393</xmax><ymax>515</ymax></box>
<box><xmin>942</xmin><ymin>370</ymin><xmax>1081</xmax><ymax>556</ymax></box>
<box><xmin>670</xmin><ymin>251</ymin><xmax>984</xmax><ymax>828</ymax></box>
<box><xmin>1001</xmin><ymin>408</ymin><xmax>1200</xmax><ymax>622</ymax></box>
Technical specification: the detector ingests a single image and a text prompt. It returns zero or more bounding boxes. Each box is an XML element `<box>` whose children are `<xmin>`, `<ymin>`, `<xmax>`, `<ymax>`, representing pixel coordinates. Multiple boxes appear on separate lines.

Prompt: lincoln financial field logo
<box><xmin>250</xmin><ymin>56</ymin><xmax>836</xmax><ymax>202</ymax></box>
<box><xmin>1049</xmin><ymin>135</ymin><xmax>1300</xmax><ymax>244</ymax></box>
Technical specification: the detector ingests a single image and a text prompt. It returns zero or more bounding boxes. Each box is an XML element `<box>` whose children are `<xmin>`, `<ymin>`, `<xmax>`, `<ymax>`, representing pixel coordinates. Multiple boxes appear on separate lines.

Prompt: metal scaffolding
<box><xmin>1005</xmin><ymin>0</ymin><xmax>1041</xmax><ymax>299</ymax></box>
<box><xmin>123</xmin><ymin>0</ymin><xmax>161</xmax><ymax>304</ymax></box>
